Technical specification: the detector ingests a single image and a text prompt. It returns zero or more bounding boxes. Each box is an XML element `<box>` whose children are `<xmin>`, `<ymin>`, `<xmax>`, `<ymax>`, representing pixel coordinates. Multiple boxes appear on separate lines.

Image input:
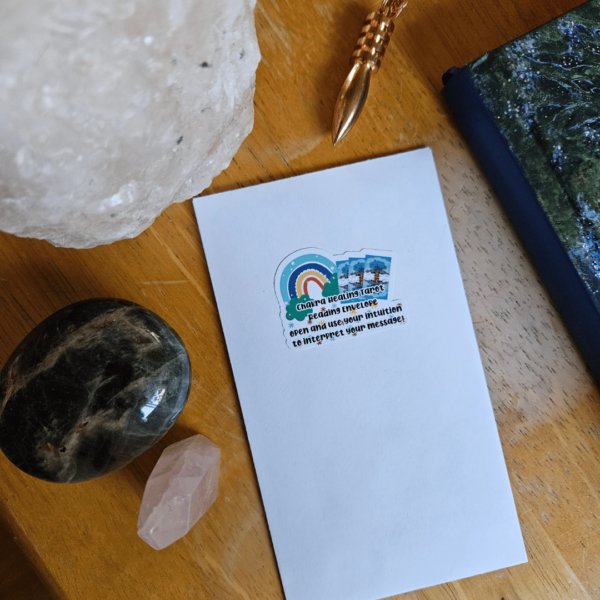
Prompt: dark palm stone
<box><xmin>0</xmin><ymin>299</ymin><xmax>191</xmax><ymax>483</ymax></box>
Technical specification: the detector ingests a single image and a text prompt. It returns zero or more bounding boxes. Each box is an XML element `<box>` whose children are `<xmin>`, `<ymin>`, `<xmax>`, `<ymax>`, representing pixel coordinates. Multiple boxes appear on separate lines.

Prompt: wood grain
<box><xmin>0</xmin><ymin>0</ymin><xmax>598</xmax><ymax>598</ymax></box>
<box><xmin>0</xmin><ymin>516</ymin><xmax>56</xmax><ymax>600</ymax></box>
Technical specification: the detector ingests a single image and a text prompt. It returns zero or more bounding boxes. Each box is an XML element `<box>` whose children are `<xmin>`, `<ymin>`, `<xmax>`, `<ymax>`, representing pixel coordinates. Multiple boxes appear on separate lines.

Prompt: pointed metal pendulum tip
<box><xmin>331</xmin><ymin>0</ymin><xmax>409</xmax><ymax>146</ymax></box>
<box><xmin>332</xmin><ymin>63</ymin><xmax>372</xmax><ymax>146</ymax></box>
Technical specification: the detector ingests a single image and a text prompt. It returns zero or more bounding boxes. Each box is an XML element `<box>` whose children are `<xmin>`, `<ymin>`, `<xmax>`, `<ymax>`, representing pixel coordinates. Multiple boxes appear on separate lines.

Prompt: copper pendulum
<box><xmin>331</xmin><ymin>0</ymin><xmax>409</xmax><ymax>146</ymax></box>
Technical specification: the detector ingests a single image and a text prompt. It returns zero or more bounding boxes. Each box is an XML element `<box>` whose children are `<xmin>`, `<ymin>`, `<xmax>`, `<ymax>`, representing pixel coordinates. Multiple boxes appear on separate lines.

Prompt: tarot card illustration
<box><xmin>362</xmin><ymin>254</ymin><xmax>392</xmax><ymax>301</ymax></box>
<box><xmin>336</xmin><ymin>258</ymin><xmax>351</xmax><ymax>294</ymax></box>
<box><xmin>348</xmin><ymin>256</ymin><xmax>366</xmax><ymax>293</ymax></box>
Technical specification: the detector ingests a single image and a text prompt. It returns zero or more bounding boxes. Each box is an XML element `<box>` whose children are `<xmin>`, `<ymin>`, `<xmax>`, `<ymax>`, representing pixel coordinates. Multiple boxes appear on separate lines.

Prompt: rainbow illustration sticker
<box><xmin>275</xmin><ymin>248</ymin><xmax>406</xmax><ymax>350</ymax></box>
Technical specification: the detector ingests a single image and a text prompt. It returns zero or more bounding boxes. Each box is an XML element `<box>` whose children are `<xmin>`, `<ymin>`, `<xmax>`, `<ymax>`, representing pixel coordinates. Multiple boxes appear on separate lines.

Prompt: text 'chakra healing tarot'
<box><xmin>275</xmin><ymin>248</ymin><xmax>406</xmax><ymax>349</ymax></box>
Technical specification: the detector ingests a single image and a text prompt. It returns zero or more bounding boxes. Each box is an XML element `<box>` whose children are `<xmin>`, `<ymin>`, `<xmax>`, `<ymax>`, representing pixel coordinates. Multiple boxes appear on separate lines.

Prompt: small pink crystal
<box><xmin>138</xmin><ymin>435</ymin><xmax>220</xmax><ymax>550</ymax></box>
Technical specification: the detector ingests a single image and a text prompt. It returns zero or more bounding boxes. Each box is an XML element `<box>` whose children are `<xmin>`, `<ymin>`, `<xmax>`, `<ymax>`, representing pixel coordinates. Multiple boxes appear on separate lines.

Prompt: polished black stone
<box><xmin>0</xmin><ymin>299</ymin><xmax>191</xmax><ymax>483</ymax></box>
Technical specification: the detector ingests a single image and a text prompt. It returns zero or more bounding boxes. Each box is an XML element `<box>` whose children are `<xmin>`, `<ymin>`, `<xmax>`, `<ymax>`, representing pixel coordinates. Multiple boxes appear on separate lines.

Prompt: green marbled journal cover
<box><xmin>467</xmin><ymin>0</ymin><xmax>600</xmax><ymax>310</ymax></box>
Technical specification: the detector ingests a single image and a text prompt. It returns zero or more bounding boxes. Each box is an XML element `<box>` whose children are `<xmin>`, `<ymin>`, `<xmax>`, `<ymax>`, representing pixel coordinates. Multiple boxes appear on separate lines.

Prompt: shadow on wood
<box><xmin>0</xmin><ymin>517</ymin><xmax>58</xmax><ymax>600</ymax></box>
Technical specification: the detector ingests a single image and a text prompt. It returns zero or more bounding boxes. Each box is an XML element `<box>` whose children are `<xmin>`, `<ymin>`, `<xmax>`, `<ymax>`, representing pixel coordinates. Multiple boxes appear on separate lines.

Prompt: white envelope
<box><xmin>193</xmin><ymin>147</ymin><xmax>527</xmax><ymax>600</ymax></box>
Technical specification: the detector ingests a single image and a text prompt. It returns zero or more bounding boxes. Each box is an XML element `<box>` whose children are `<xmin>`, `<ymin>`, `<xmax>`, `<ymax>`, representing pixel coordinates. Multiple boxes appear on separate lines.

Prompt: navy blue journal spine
<box><xmin>442</xmin><ymin>66</ymin><xmax>600</xmax><ymax>384</ymax></box>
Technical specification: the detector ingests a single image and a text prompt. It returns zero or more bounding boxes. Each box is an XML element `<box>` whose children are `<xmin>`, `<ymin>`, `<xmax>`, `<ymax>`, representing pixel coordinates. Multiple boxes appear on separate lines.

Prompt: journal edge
<box><xmin>442</xmin><ymin>66</ymin><xmax>600</xmax><ymax>384</ymax></box>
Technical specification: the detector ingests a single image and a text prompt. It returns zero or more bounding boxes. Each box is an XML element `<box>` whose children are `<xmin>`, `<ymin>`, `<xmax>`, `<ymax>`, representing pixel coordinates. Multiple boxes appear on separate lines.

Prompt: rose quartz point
<box><xmin>138</xmin><ymin>434</ymin><xmax>220</xmax><ymax>550</ymax></box>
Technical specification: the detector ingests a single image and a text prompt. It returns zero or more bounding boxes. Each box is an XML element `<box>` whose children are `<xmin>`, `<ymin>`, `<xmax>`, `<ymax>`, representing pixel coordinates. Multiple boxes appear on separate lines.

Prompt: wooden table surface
<box><xmin>1</xmin><ymin>0</ymin><xmax>598</xmax><ymax>598</ymax></box>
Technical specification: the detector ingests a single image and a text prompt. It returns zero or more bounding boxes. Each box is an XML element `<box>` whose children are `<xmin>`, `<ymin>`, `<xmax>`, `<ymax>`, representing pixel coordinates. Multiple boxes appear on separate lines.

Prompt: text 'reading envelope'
<box><xmin>193</xmin><ymin>148</ymin><xmax>527</xmax><ymax>600</ymax></box>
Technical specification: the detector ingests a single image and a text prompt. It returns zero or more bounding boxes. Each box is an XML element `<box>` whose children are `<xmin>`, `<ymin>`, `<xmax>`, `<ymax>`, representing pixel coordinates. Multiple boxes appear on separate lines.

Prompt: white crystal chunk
<box><xmin>138</xmin><ymin>435</ymin><xmax>220</xmax><ymax>550</ymax></box>
<box><xmin>0</xmin><ymin>0</ymin><xmax>260</xmax><ymax>248</ymax></box>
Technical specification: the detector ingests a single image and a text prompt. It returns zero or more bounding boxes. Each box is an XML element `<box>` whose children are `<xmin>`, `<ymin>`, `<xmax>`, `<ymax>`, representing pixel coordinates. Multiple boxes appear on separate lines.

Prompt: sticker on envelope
<box><xmin>275</xmin><ymin>248</ymin><xmax>406</xmax><ymax>349</ymax></box>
